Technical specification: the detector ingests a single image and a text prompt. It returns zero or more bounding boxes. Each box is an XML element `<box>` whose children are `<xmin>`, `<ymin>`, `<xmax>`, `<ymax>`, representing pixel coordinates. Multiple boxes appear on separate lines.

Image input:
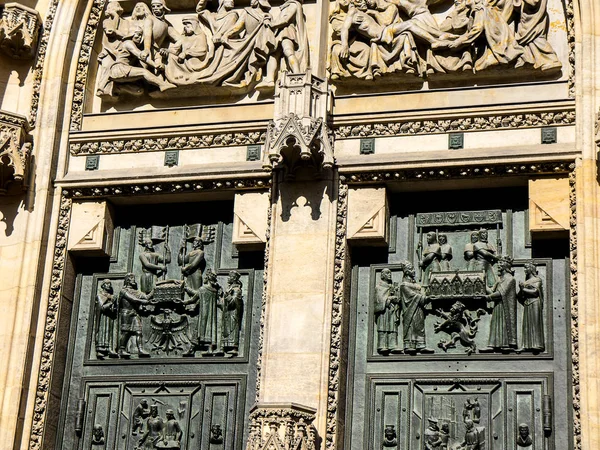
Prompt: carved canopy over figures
<box><xmin>329</xmin><ymin>0</ymin><xmax>563</xmax><ymax>81</ymax></box>
<box><xmin>96</xmin><ymin>0</ymin><xmax>310</xmax><ymax>98</ymax></box>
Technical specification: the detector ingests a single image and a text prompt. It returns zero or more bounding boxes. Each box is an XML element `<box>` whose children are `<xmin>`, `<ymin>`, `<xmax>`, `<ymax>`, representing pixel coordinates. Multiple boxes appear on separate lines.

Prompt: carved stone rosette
<box><xmin>0</xmin><ymin>110</ymin><xmax>31</xmax><ymax>193</ymax></box>
<box><xmin>246</xmin><ymin>403</ymin><xmax>319</xmax><ymax>450</ymax></box>
<box><xmin>262</xmin><ymin>71</ymin><xmax>334</xmax><ymax>178</ymax></box>
<box><xmin>0</xmin><ymin>2</ymin><xmax>41</xmax><ymax>59</ymax></box>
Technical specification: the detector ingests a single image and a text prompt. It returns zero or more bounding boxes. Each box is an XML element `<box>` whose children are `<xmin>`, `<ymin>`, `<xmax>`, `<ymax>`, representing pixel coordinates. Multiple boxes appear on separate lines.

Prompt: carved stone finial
<box><xmin>246</xmin><ymin>403</ymin><xmax>319</xmax><ymax>450</ymax></box>
<box><xmin>0</xmin><ymin>3</ymin><xmax>41</xmax><ymax>59</ymax></box>
<box><xmin>0</xmin><ymin>111</ymin><xmax>31</xmax><ymax>194</ymax></box>
<box><xmin>262</xmin><ymin>70</ymin><xmax>334</xmax><ymax>179</ymax></box>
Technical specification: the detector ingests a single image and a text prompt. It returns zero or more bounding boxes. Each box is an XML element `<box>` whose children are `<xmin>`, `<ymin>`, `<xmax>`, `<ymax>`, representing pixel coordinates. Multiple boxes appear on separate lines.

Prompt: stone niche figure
<box><xmin>132</xmin><ymin>399</ymin><xmax>151</xmax><ymax>435</ymax></box>
<box><xmin>138</xmin><ymin>405</ymin><xmax>164</xmax><ymax>450</ymax></box>
<box><xmin>420</xmin><ymin>231</ymin><xmax>442</xmax><ymax>286</ymax></box>
<box><xmin>517</xmin><ymin>423</ymin><xmax>533</xmax><ymax>447</ymax></box>
<box><xmin>424</xmin><ymin>417</ymin><xmax>442</xmax><ymax>449</ymax></box>
<box><xmin>258</xmin><ymin>0</ymin><xmax>309</xmax><ymax>87</ymax></box>
<box><xmin>220</xmin><ymin>270</ymin><xmax>244</xmax><ymax>356</ymax></box>
<box><xmin>179</xmin><ymin>237</ymin><xmax>206</xmax><ymax>297</ymax></box>
<box><xmin>473</xmin><ymin>229</ymin><xmax>497</xmax><ymax>288</ymax></box>
<box><xmin>157</xmin><ymin>409</ymin><xmax>182</xmax><ymax>449</ymax></box>
<box><xmin>438</xmin><ymin>233</ymin><xmax>453</xmax><ymax>271</ymax></box>
<box><xmin>518</xmin><ymin>261</ymin><xmax>545</xmax><ymax>352</ymax></box>
<box><xmin>464</xmin><ymin>231</ymin><xmax>479</xmax><ymax>270</ymax></box>
<box><xmin>139</xmin><ymin>235</ymin><xmax>171</xmax><ymax>295</ymax></box>
<box><xmin>184</xmin><ymin>268</ymin><xmax>223</xmax><ymax>356</ymax></box>
<box><xmin>95</xmin><ymin>279</ymin><xmax>118</xmax><ymax>359</ymax></box>
<box><xmin>480</xmin><ymin>256</ymin><xmax>518</xmax><ymax>352</ymax></box>
<box><xmin>374</xmin><ymin>268</ymin><xmax>402</xmax><ymax>355</ymax></box>
<box><xmin>118</xmin><ymin>273</ymin><xmax>151</xmax><ymax>358</ymax></box>
<box><xmin>399</xmin><ymin>262</ymin><xmax>434</xmax><ymax>354</ymax></box>
<box><xmin>514</xmin><ymin>0</ymin><xmax>562</xmax><ymax>71</ymax></box>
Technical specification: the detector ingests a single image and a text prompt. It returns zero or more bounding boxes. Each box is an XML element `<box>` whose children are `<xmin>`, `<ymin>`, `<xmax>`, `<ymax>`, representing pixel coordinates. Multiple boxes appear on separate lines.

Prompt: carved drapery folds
<box><xmin>0</xmin><ymin>111</ymin><xmax>31</xmax><ymax>194</ymax></box>
<box><xmin>329</xmin><ymin>0</ymin><xmax>562</xmax><ymax>82</ymax></box>
<box><xmin>0</xmin><ymin>3</ymin><xmax>41</xmax><ymax>59</ymax></box>
<box><xmin>246</xmin><ymin>404</ymin><xmax>319</xmax><ymax>450</ymax></box>
<box><xmin>262</xmin><ymin>71</ymin><xmax>334</xmax><ymax>178</ymax></box>
<box><xmin>95</xmin><ymin>0</ymin><xmax>310</xmax><ymax>99</ymax></box>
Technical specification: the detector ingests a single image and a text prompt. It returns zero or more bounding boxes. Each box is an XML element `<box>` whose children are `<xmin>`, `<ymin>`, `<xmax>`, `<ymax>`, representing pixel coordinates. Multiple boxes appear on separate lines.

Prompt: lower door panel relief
<box><xmin>367</xmin><ymin>375</ymin><xmax>551</xmax><ymax>450</ymax></box>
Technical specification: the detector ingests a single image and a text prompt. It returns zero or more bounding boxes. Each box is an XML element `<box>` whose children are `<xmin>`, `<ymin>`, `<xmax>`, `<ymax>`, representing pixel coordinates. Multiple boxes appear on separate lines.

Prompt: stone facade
<box><xmin>0</xmin><ymin>0</ymin><xmax>599</xmax><ymax>449</ymax></box>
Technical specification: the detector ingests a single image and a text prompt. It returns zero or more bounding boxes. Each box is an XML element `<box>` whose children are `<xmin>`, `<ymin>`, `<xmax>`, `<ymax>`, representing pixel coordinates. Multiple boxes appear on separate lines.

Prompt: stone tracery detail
<box><xmin>329</xmin><ymin>0</ymin><xmax>562</xmax><ymax>82</ymax></box>
<box><xmin>0</xmin><ymin>2</ymin><xmax>41</xmax><ymax>60</ymax></box>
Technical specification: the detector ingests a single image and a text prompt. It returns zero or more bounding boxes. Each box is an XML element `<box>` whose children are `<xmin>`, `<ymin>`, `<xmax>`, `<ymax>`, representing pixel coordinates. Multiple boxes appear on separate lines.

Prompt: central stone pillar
<box><xmin>257</xmin><ymin>71</ymin><xmax>337</xmax><ymax>443</ymax></box>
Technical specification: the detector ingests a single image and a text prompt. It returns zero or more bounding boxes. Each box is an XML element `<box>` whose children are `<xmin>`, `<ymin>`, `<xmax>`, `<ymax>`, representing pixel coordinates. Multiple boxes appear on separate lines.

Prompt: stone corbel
<box><xmin>528</xmin><ymin>177</ymin><xmax>569</xmax><ymax>233</ymax></box>
<box><xmin>0</xmin><ymin>110</ymin><xmax>31</xmax><ymax>194</ymax></box>
<box><xmin>67</xmin><ymin>200</ymin><xmax>114</xmax><ymax>256</ymax></box>
<box><xmin>232</xmin><ymin>190</ymin><xmax>270</xmax><ymax>250</ymax></box>
<box><xmin>263</xmin><ymin>71</ymin><xmax>334</xmax><ymax>179</ymax></box>
<box><xmin>0</xmin><ymin>3</ymin><xmax>41</xmax><ymax>59</ymax></box>
<box><xmin>246</xmin><ymin>403</ymin><xmax>318</xmax><ymax>450</ymax></box>
<box><xmin>346</xmin><ymin>186</ymin><xmax>389</xmax><ymax>245</ymax></box>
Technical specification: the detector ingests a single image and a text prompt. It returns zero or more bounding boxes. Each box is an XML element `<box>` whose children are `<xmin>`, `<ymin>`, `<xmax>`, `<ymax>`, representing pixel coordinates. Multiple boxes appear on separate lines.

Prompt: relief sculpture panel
<box><xmin>329</xmin><ymin>0</ymin><xmax>565</xmax><ymax>83</ymax></box>
<box><xmin>90</xmin><ymin>221</ymin><xmax>254</xmax><ymax>361</ymax></box>
<box><xmin>95</xmin><ymin>0</ymin><xmax>310</xmax><ymax>100</ymax></box>
<box><xmin>371</xmin><ymin>209</ymin><xmax>549</xmax><ymax>358</ymax></box>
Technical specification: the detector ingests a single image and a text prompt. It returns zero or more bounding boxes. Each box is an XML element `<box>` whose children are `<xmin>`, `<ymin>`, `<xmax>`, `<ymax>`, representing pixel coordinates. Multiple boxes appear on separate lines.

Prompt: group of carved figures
<box><xmin>375</xmin><ymin>245</ymin><xmax>545</xmax><ymax>355</ymax></box>
<box><xmin>94</xmin><ymin>227</ymin><xmax>244</xmax><ymax>359</ymax></box>
<box><xmin>96</xmin><ymin>0</ymin><xmax>309</xmax><ymax>97</ymax></box>
<box><xmin>329</xmin><ymin>0</ymin><xmax>562</xmax><ymax>80</ymax></box>
<box><xmin>128</xmin><ymin>401</ymin><xmax>183</xmax><ymax>449</ymax></box>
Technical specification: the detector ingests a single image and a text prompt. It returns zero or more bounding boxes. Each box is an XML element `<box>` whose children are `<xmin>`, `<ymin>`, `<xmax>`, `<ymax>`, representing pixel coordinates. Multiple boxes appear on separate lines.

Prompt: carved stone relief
<box><xmin>246</xmin><ymin>404</ymin><xmax>318</xmax><ymax>450</ymax></box>
<box><xmin>0</xmin><ymin>3</ymin><xmax>41</xmax><ymax>59</ymax></box>
<box><xmin>329</xmin><ymin>0</ymin><xmax>562</xmax><ymax>82</ymax></box>
<box><xmin>95</xmin><ymin>0</ymin><xmax>310</xmax><ymax>99</ymax></box>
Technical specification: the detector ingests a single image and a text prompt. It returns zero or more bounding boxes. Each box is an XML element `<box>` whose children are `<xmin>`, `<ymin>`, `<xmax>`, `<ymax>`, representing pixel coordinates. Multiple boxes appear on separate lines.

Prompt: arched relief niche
<box><xmin>77</xmin><ymin>0</ymin><xmax>321</xmax><ymax>117</ymax></box>
<box><xmin>327</xmin><ymin>0</ymin><xmax>574</xmax><ymax>95</ymax></box>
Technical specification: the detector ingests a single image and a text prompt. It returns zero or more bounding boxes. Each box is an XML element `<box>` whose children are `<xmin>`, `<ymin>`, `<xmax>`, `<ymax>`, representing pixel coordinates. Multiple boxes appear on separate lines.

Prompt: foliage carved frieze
<box><xmin>334</xmin><ymin>109</ymin><xmax>575</xmax><ymax>139</ymax></box>
<box><xmin>569</xmin><ymin>170</ymin><xmax>580</xmax><ymax>450</ymax></box>
<box><xmin>329</xmin><ymin>0</ymin><xmax>563</xmax><ymax>82</ymax></box>
<box><xmin>70</xmin><ymin>130</ymin><xmax>266</xmax><ymax>155</ymax></box>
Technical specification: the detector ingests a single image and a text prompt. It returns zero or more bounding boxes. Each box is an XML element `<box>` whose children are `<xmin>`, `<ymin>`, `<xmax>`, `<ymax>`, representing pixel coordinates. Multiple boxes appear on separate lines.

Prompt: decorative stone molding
<box><xmin>233</xmin><ymin>190</ymin><xmax>270</xmax><ymax>249</ymax></box>
<box><xmin>262</xmin><ymin>71</ymin><xmax>334</xmax><ymax>178</ymax></box>
<box><xmin>0</xmin><ymin>3</ymin><xmax>41</xmax><ymax>59</ymax></box>
<box><xmin>70</xmin><ymin>0</ymin><xmax>106</xmax><ymax>131</ymax></box>
<box><xmin>246</xmin><ymin>403</ymin><xmax>319</xmax><ymax>450</ymax></box>
<box><xmin>326</xmin><ymin>183</ymin><xmax>348</xmax><ymax>450</ymax></box>
<box><xmin>69</xmin><ymin>130</ymin><xmax>266</xmax><ymax>155</ymax></box>
<box><xmin>346</xmin><ymin>186</ymin><xmax>388</xmax><ymax>245</ymax></box>
<box><xmin>29</xmin><ymin>195</ymin><xmax>72</xmax><ymax>450</ymax></box>
<box><xmin>255</xmin><ymin>188</ymin><xmax>272</xmax><ymax>402</ymax></box>
<box><xmin>67</xmin><ymin>200</ymin><xmax>114</xmax><ymax>256</ymax></box>
<box><xmin>334</xmin><ymin>109</ymin><xmax>575</xmax><ymax>140</ymax></box>
<box><xmin>62</xmin><ymin>177</ymin><xmax>271</xmax><ymax>199</ymax></box>
<box><xmin>0</xmin><ymin>110</ymin><xmax>31</xmax><ymax>193</ymax></box>
<box><xmin>569</xmin><ymin>171</ymin><xmax>580</xmax><ymax>450</ymax></box>
<box><xmin>340</xmin><ymin>161</ymin><xmax>574</xmax><ymax>184</ymax></box>
<box><xmin>29</xmin><ymin>0</ymin><xmax>59</xmax><ymax>126</ymax></box>
<box><xmin>529</xmin><ymin>177</ymin><xmax>570</xmax><ymax>232</ymax></box>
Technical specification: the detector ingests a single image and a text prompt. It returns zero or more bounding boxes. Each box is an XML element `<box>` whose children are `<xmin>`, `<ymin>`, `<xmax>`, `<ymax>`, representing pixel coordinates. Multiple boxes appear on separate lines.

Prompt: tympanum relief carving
<box><xmin>96</xmin><ymin>0</ymin><xmax>309</xmax><ymax>99</ymax></box>
<box><xmin>329</xmin><ymin>0</ymin><xmax>563</xmax><ymax>82</ymax></box>
<box><xmin>372</xmin><ymin>210</ymin><xmax>547</xmax><ymax>357</ymax></box>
